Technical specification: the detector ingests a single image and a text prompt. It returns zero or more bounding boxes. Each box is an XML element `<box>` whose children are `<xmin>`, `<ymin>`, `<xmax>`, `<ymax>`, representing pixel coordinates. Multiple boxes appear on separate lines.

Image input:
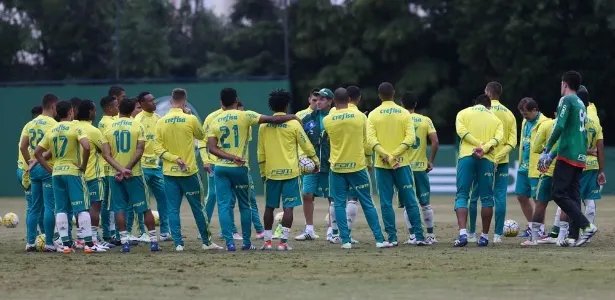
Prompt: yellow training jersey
<box><xmin>105</xmin><ymin>117</ymin><xmax>146</xmax><ymax>176</ymax></box>
<box><xmin>155</xmin><ymin>108</ymin><xmax>205</xmax><ymax>176</ymax></box>
<box><xmin>17</xmin><ymin>122</ymin><xmax>30</xmax><ymax>169</ymax></box>
<box><xmin>323</xmin><ymin>108</ymin><xmax>369</xmax><ymax>173</ymax></box>
<box><xmin>98</xmin><ymin>115</ymin><xmax>117</xmax><ymax>177</ymax></box>
<box><xmin>519</xmin><ymin>114</ymin><xmax>550</xmax><ymax>178</ymax></box>
<box><xmin>208</xmin><ymin>110</ymin><xmax>261</xmax><ymax>168</ymax></box>
<box><xmin>296</xmin><ymin>106</ymin><xmax>314</xmax><ymax>120</ymax></box>
<box><xmin>257</xmin><ymin>113</ymin><xmax>319</xmax><ymax>180</ymax></box>
<box><xmin>407</xmin><ymin>113</ymin><xmax>436</xmax><ymax>172</ymax></box>
<box><xmin>76</xmin><ymin>121</ymin><xmax>107</xmax><ymax>181</ymax></box>
<box><xmin>584</xmin><ymin>115</ymin><xmax>603</xmax><ymax>171</ymax></box>
<box><xmin>25</xmin><ymin>115</ymin><xmax>58</xmax><ymax>160</ymax></box>
<box><xmin>197</xmin><ymin>109</ymin><xmax>224</xmax><ymax>165</ymax></box>
<box><xmin>134</xmin><ymin>111</ymin><xmax>162</xmax><ymax>169</ymax></box>
<box><xmin>587</xmin><ymin>103</ymin><xmax>598</xmax><ymax>123</ymax></box>
<box><xmin>38</xmin><ymin>121</ymin><xmax>87</xmax><ymax>176</ymax></box>
<box><xmin>532</xmin><ymin>119</ymin><xmax>558</xmax><ymax>176</ymax></box>
<box><xmin>455</xmin><ymin>105</ymin><xmax>503</xmax><ymax>163</ymax></box>
<box><xmin>366</xmin><ymin>101</ymin><xmax>415</xmax><ymax>169</ymax></box>
<box><xmin>490</xmin><ymin>100</ymin><xmax>517</xmax><ymax>164</ymax></box>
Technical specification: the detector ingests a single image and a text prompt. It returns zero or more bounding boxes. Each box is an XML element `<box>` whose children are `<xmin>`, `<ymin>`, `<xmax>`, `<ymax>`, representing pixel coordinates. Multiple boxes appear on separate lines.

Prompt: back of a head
<box><xmin>474</xmin><ymin>94</ymin><xmax>491</xmax><ymax>108</ymax></box>
<box><xmin>378</xmin><ymin>82</ymin><xmax>395</xmax><ymax>100</ymax></box>
<box><xmin>119</xmin><ymin>98</ymin><xmax>136</xmax><ymax>116</ymax></box>
<box><xmin>31</xmin><ymin>105</ymin><xmax>43</xmax><ymax>118</ymax></box>
<box><xmin>100</xmin><ymin>95</ymin><xmax>116</xmax><ymax>109</ymax></box>
<box><xmin>76</xmin><ymin>100</ymin><xmax>95</xmax><ymax>121</ymax></box>
<box><xmin>171</xmin><ymin>88</ymin><xmax>187</xmax><ymax>103</ymax></box>
<box><xmin>268</xmin><ymin>89</ymin><xmax>291</xmax><ymax>113</ymax></box>
<box><xmin>334</xmin><ymin>88</ymin><xmax>349</xmax><ymax>104</ymax></box>
<box><xmin>108</xmin><ymin>86</ymin><xmax>125</xmax><ymax>97</ymax></box>
<box><xmin>42</xmin><ymin>94</ymin><xmax>59</xmax><ymax>109</ymax></box>
<box><xmin>220</xmin><ymin>88</ymin><xmax>237</xmax><ymax>107</ymax></box>
<box><xmin>562</xmin><ymin>71</ymin><xmax>582</xmax><ymax>91</ymax></box>
<box><xmin>577</xmin><ymin>85</ymin><xmax>589</xmax><ymax>106</ymax></box>
<box><xmin>401</xmin><ymin>92</ymin><xmax>418</xmax><ymax>109</ymax></box>
<box><xmin>56</xmin><ymin>101</ymin><xmax>72</xmax><ymax>119</ymax></box>
<box><xmin>485</xmin><ymin>81</ymin><xmax>503</xmax><ymax>99</ymax></box>
<box><xmin>70</xmin><ymin>97</ymin><xmax>82</xmax><ymax>110</ymax></box>
<box><xmin>137</xmin><ymin>91</ymin><xmax>150</xmax><ymax>102</ymax></box>
<box><xmin>347</xmin><ymin>86</ymin><xmax>361</xmax><ymax>101</ymax></box>
<box><xmin>517</xmin><ymin>97</ymin><xmax>538</xmax><ymax>112</ymax></box>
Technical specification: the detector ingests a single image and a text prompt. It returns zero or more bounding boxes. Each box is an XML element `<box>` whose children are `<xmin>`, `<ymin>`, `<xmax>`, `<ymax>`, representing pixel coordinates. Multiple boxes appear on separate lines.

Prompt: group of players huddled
<box><xmin>16</xmin><ymin>70</ymin><xmax>603</xmax><ymax>253</ymax></box>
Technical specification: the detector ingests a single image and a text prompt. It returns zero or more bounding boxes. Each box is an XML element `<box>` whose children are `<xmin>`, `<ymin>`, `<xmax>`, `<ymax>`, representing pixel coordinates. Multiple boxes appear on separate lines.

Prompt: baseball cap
<box><xmin>317</xmin><ymin>88</ymin><xmax>333</xmax><ymax>99</ymax></box>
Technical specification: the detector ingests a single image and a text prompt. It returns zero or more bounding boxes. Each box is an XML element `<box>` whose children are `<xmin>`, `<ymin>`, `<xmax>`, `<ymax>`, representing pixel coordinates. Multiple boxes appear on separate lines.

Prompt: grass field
<box><xmin>1</xmin><ymin>195</ymin><xmax>615</xmax><ymax>300</ymax></box>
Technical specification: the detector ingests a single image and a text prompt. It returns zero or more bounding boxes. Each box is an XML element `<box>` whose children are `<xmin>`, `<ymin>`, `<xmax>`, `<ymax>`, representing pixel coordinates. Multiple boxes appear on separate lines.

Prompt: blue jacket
<box><xmin>302</xmin><ymin>109</ymin><xmax>330</xmax><ymax>173</ymax></box>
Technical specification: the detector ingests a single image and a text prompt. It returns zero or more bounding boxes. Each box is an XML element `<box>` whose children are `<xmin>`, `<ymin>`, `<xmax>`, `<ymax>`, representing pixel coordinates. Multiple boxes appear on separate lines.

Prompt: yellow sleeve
<box><xmin>596</xmin><ymin>122</ymin><xmax>604</xmax><ymax>140</ymax></box>
<box><xmin>484</xmin><ymin>119</ymin><xmax>503</xmax><ymax>149</ymax></box>
<box><xmin>391</xmin><ymin>115</ymin><xmax>415</xmax><ymax>157</ymax></box>
<box><xmin>495</xmin><ymin>113</ymin><xmax>517</xmax><ymax>161</ymax></box>
<box><xmin>257</xmin><ymin>125</ymin><xmax>266</xmax><ymax>178</ymax></box>
<box><xmin>154</xmin><ymin>121</ymin><xmax>179</xmax><ymax>162</ymax></box>
<box><xmin>77</xmin><ymin>127</ymin><xmax>87</xmax><ymax>141</ymax></box>
<box><xmin>39</xmin><ymin>134</ymin><xmax>51</xmax><ymax>150</ymax></box>
<box><xmin>207</xmin><ymin>121</ymin><xmax>218</xmax><ymax>138</ymax></box>
<box><xmin>531</xmin><ymin>123</ymin><xmax>548</xmax><ymax>154</ymax></box>
<box><xmin>366</xmin><ymin>116</ymin><xmax>389</xmax><ymax>157</ymax></box>
<box><xmin>363</xmin><ymin>119</ymin><xmax>373</xmax><ymax>168</ymax></box>
<box><xmin>138</xmin><ymin>124</ymin><xmax>146</xmax><ymax>142</ymax></box>
<box><xmin>456</xmin><ymin>111</ymin><xmax>480</xmax><ymax>146</ymax></box>
<box><xmin>427</xmin><ymin>117</ymin><xmax>436</xmax><ymax>134</ymax></box>
<box><xmin>245</xmin><ymin>110</ymin><xmax>262</xmax><ymax>126</ymax></box>
<box><xmin>90</xmin><ymin>130</ymin><xmax>105</xmax><ymax>151</ymax></box>
<box><xmin>296</xmin><ymin>122</ymin><xmax>319</xmax><ymax>165</ymax></box>
<box><xmin>193</xmin><ymin>116</ymin><xmax>206</xmax><ymax>140</ymax></box>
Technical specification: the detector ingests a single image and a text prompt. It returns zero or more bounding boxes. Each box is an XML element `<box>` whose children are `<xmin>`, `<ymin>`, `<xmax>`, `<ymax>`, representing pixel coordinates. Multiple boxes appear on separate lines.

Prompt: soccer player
<box><xmin>207</xmin><ymin>87</ymin><xmax>298</xmax><ymax>251</ymax></box>
<box><xmin>538</xmin><ymin>71</ymin><xmax>598</xmax><ymax>247</ymax></box>
<box><xmin>109</xmin><ymin>86</ymin><xmax>126</xmax><ymax>103</ymax></box>
<box><xmin>367</xmin><ymin>83</ymin><xmax>424</xmax><ymax>246</ymax></box>
<box><xmin>135</xmin><ymin>92</ymin><xmax>171</xmax><ymax>241</ymax></box>
<box><xmin>156</xmin><ymin>88</ymin><xmax>222</xmax><ymax>252</ymax></box>
<box><xmin>33</xmin><ymin>101</ymin><xmax>102</xmax><ymax>253</ymax></box>
<box><xmin>97</xmin><ymin>95</ymin><xmax>122</xmax><ymax>245</ymax></box>
<box><xmin>258</xmin><ymin>89</ymin><xmax>319</xmax><ymax>250</ymax></box>
<box><xmin>453</xmin><ymin>94</ymin><xmax>503</xmax><ymax>247</ymax></box>
<box><xmin>74</xmin><ymin>100</ymin><xmax>115</xmax><ymax>249</ymax></box>
<box><xmin>20</xmin><ymin>94</ymin><xmax>59</xmax><ymax>251</ymax></box>
<box><xmin>132</xmin><ymin>98</ymin><xmax>143</xmax><ymax>117</ymax></box>
<box><xmin>400</xmin><ymin>91</ymin><xmax>440</xmax><ymax>244</ymax></box>
<box><xmin>18</xmin><ymin>105</ymin><xmax>44</xmax><ymax>251</ymax></box>
<box><xmin>295</xmin><ymin>88</ymin><xmax>333</xmax><ymax>241</ymax></box>
<box><xmin>515</xmin><ymin>97</ymin><xmax>550</xmax><ymax>237</ymax></box>
<box><xmin>296</xmin><ymin>88</ymin><xmax>319</xmax><ymax>119</ymax></box>
<box><xmin>324</xmin><ymin>87</ymin><xmax>388</xmax><ymax>249</ymax></box>
<box><xmin>104</xmin><ymin>98</ymin><xmax>160</xmax><ymax>252</ymax></box>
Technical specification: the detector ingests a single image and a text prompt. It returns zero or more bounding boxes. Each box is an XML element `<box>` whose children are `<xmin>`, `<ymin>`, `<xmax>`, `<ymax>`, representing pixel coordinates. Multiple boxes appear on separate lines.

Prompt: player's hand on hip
<box><xmin>203</xmin><ymin>163</ymin><xmax>213</xmax><ymax>175</ymax></box>
<box><xmin>232</xmin><ymin>156</ymin><xmax>246</xmax><ymax>166</ymax></box>
<box><xmin>26</xmin><ymin>159</ymin><xmax>38</xmax><ymax>172</ymax></box>
<box><xmin>176</xmin><ymin>158</ymin><xmax>187</xmax><ymax>171</ymax></box>
<box><xmin>426</xmin><ymin>162</ymin><xmax>434</xmax><ymax>173</ymax></box>
<box><xmin>597</xmin><ymin>171</ymin><xmax>606</xmax><ymax>185</ymax></box>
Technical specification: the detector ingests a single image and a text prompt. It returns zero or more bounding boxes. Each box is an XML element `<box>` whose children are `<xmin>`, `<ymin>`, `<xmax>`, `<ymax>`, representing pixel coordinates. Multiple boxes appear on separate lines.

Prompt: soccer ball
<box><xmin>152</xmin><ymin>210</ymin><xmax>160</xmax><ymax>226</ymax></box>
<box><xmin>503</xmin><ymin>220</ymin><xmax>520</xmax><ymax>237</ymax></box>
<box><xmin>35</xmin><ymin>234</ymin><xmax>46</xmax><ymax>251</ymax></box>
<box><xmin>3</xmin><ymin>212</ymin><xmax>19</xmax><ymax>228</ymax></box>
<box><xmin>274</xmin><ymin>211</ymin><xmax>284</xmax><ymax>223</ymax></box>
<box><xmin>299</xmin><ymin>156</ymin><xmax>316</xmax><ymax>174</ymax></box>
<box><xmin>72</xmin><ymin>215</ymin><xmax>77</xmax><ymax>226</ymax></box>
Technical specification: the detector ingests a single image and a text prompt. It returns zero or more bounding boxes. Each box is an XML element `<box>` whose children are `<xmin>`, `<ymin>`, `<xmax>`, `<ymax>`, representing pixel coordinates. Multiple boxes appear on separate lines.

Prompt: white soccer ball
<box><xmin>274</xmin><ymin>211</ymin><xmax>284</xmax><ymax>223</ymax></box>
<box><xmin>35</xmin><ymin>234</ymin><xmax>46</xmax><ymax>251</ymax></box>
<box><xmin>3</xmin><ymin>212</ymin><xmax>19</xmax><ymax>228</ymax></box>
<box><xmin>152</xmin><ymin>210</ymin><xmax>160</xmax><ymax>226</ymax></box>
<box><xmin>299</xmin><ymin>156</ymin><xmax>316</xmax><ymax>174</ymax></box>
<box><xmin>503</xmin><ymin>219</ymin><xmax>520</xmax><ymax>237</ymax></box>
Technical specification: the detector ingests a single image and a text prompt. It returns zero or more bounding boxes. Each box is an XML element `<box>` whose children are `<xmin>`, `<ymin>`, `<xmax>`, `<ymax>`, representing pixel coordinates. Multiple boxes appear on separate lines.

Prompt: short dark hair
<box><xmin>561</xmin><ymin>71</ymin><xmax>582</xmax><ymax>91</ymax></box>
<box><xmin>577</xmin><ymin>85</ymin><xmax>589</xmax><ymax>106</ymax></box>
<box><xmin>31</xmin><ymin>105</ymin><xmax>43</xmax><ymax>118</ymax></box>
<box><xmin>347</xmin><ymin>86</ymin><xmax>361</xmax><ymax>100</ymax></box>
<box><xmin>237</xmin><ymin>101</ymin><xmax>244</xmax><ymax>108</ymax></box>
<box><xmin>42</xmin><ymin>94</ymin><xmax>59</xmax><ymax>109</ymax></box>
<box><xmin>311</xmin><ymin>88</ymin><xmax>320</xmax><ymax>96</ymax></box>
<box><xmin>171</xmin><ymin>88</ymin><xmax>186</xmax><ymax>101</ymax></box>
<box><xmin>401</xmin><ymin>92</ymin><xmax>418</xmax><ymax>109</ymax></box>
<box><xmin>220</xmin><ymin>88</ymin><xmax>238</xmax><ymax>107</ymax></box>
<box><xmin>100</xmin><ymin>95</ymin><xmax>116</xmax><ymax>109</ymax></box>
<box><xmin>76</xmin><ymin>100</ymin><xmax>95</xmax><ymax>121</ymax></box>
<box><xmin>378</xmin><ymin>82</ymin><xmax>394</xmax><ymax>100</ymax></box>
<box><xmin>119</xmin><ymin>98</ymin><xmax>136</xmax><ymax>115</ymax></box>
<box><xmin>485</xmin><ymin>82</ymin><xmax>503</xmax><ymax>99</ymax></box>
<box><xmin>518</xmin><ymin>97</ymin><xmax>538</xmax><ymax>112</ymax></box>
<box><xmin>334</xmin><ymin>88</ymin><xmax>349</xmax><ymax>103</ymax></box>
<box><xmin>474</xmin><ymin>94</ymin><xmax>491</xmax><ymax>108</ymax></box>
<box><xmin>56</xmin><ymin>101</ymin><xmax>72</xmax><ymax>119</ymax></box>
<box><xmin>137</xmin><ymin>92</ymin><xmax>150</xmax><ymax>102</ymax></box>
<box><xmin>268</xmin><ymin>89</ymin><xmax>291</xmax><ymax>113</ymax></box>
<box><xmin>108</xmin><ymin>86</ymin><xmax>125</xmax><ymax>97</ymax></box>
<box><xmin>69</xmin><ymin>97</ymin><xmax>82</xmax><ymax>109</ymax></box>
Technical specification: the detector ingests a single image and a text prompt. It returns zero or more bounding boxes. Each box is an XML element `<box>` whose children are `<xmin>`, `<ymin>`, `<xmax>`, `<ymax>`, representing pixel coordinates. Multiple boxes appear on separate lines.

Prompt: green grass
<box><xmin>1</xmin><ymin>196</ymin><xmax>615</xmax><ymax>300</ymax></box>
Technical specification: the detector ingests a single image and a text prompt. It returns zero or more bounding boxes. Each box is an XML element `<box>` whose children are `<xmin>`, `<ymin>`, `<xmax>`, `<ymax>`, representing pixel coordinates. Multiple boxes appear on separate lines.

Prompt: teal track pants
<box><xmin>204</xmin><ymin>165</ymin><xmax>237</xmax><ymax>233</ymax></box>
<box><xmin>375</xmin><ymin>166</ymin><xmax>424</xmax><ymax>242</ymax></box>
<box><xmin>144</xmin><ymin>168</ymin><xmax>170</xmax><ymax>234</ymax></box>
<box><xmin>19</xmin><ymin>168</ymin><xmax>43</xmax><ymax>244</ymax></box>
<box><xmin>214</xmin><ymin>166</ymin><xmax>252</xmax><ymax>245</ymax></box>
<box><xmin>468</xmin><ymin>162</ymin><xmax>504</xmax><ymax>234</ymax></box>
<box><xmin>330</xmin><ymin>169</ymin><xmax>384</xmax><ymax>244</ymax></box>
<box><xmin>164</xmin><ymin>173</ymin><xmax>211</xmax><ymax>247</ymax></box>
<box><xmin>30</xmin><ymin>164</ymin><xmax>55</xmax><ymax>246</ymax></box>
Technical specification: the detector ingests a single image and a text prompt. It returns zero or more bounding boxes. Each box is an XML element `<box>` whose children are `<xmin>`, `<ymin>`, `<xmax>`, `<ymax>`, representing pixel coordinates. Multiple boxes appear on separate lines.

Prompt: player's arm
<box><xmin>531</xmin><ymin>123</ymin><xmax>549</xmax><ymax>154</ymax></box>
<box><xmin>366</xmin><ymin>116</ymin><xmax>390</xmax><ymax>158</ymax></box>
<box><xmin>19</xmin><ymin>134</ymin><xmax>32</xmax><ymax>163</ymax></box>
<box><xmin>101</xmin><ymin>143</ymin><xmax>129</xmax><ymax>174</ymax></box>
<box><xmin>296</xmin><ymin>123</ymin><xmax>319</xmax><ymax>166</ymax></box>
<box><xmin>78</xmin><ymin>137</ymin><xmax>90</xmax><ymax>172</ymax></box>
<box><xmin>126</xmin><ymin>126</ymin><xmax>146</xmax><ymax>169</ymax></box>
<box><xmin>427</xmin><ymin>118</ymin><xmax>439</xmax><ymax>169</ymax></box>
<box><xmin>455</xmin><ymin>111</ymin><xmax>481</xmax><ymax>147</ymax></box>
<box><xmin>391</xmin><ymin>115</ymin><xmax>415</xmax><ymax>157</ymax></box>
<box><xmin>154</xmin><ymin>121</ymin><xmax>180</xmax><ymax>162</ymax></box>
<box><xmin>257</xmin><ymin>125</ymin><xmax>266</xmax><ymax>178</ymax></box>
<box><xmin>258</xmin><ymin>113</ymin><xmax>299</xmax><ymax>125</ymax></box>
<box><xmin>207</xmin><ymin>136</ymin><xmax>243</xmax><ymax>164</ymax></box>
<box><xmin>192</xmin><ymin>116</ymin><xmax>206</xmax><ymax>140</ymax></box>
<box><xmin>34</xmin><ymin>136</ymin><xmax>52</xmax><ymax>174</ymax></box>
<box><xmin>545</xmin><ymin>98</ymin><xmax>570</xmax><ymax>153</ymax></box>
<box><xmin>496</xmin><ymin>113</ymin><xmax>517</xmax><ymax>161</ymax></box>
<box><xmin>362</xmin><ymin>121</ymin><xmax>373</xmax><ymax>168</ymax></box>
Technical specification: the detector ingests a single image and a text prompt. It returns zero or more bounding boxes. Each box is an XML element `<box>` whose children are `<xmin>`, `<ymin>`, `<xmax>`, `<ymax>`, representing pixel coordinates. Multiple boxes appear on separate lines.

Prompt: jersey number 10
<box><xmin>114</xmin><ymin>130</ymin><xmax>131</xmax><ymax>153</ymax></box>
<box><xmin>220</xmin><ymin>125</ymin><xmax>239</xmax><ymax>149</ymax></box>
